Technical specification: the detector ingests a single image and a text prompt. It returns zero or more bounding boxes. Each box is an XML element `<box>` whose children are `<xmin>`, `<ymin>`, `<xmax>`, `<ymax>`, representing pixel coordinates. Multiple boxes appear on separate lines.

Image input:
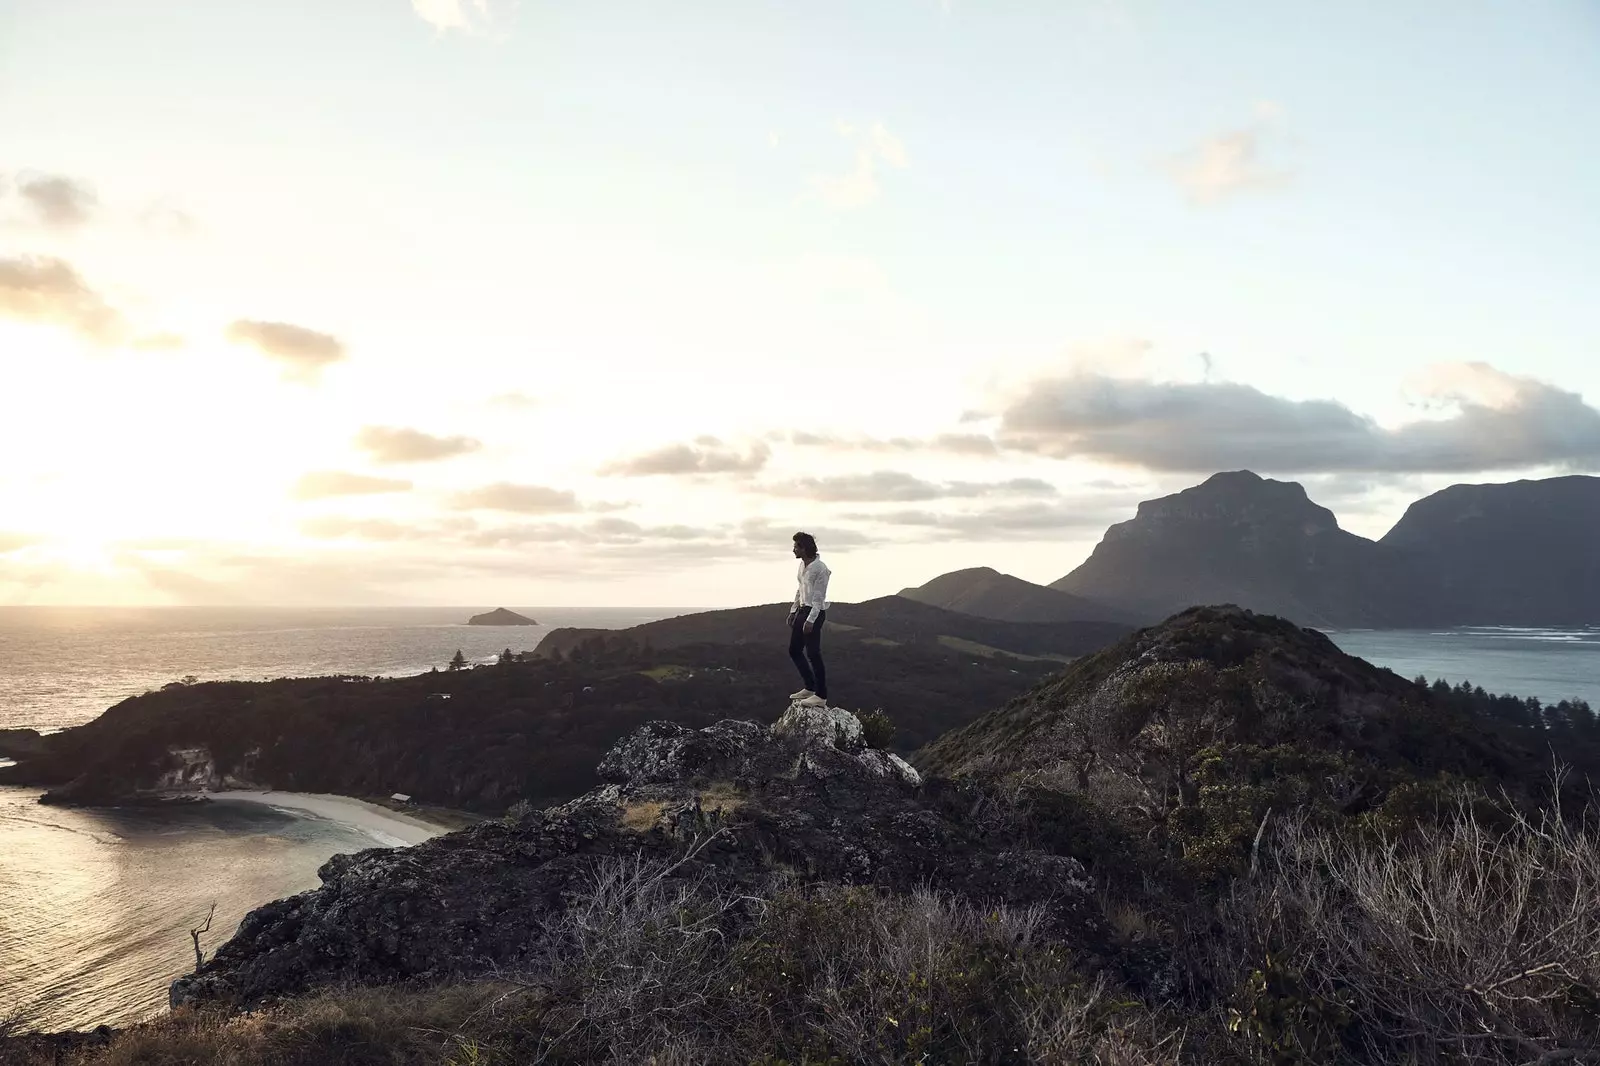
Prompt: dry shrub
<box><xmin>23</xmin><ymin>983</ymin><xmax>537</xmax><ymax>1066</ymax></box>
<box><xmin>1198</xmin><ymin>798</ymin><xmax>1600</xmax><ymax>1065</ymax></box>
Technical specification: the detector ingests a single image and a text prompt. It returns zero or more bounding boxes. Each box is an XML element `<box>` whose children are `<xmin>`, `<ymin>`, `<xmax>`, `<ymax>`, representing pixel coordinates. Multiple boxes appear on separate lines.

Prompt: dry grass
<box><xmin>618</xmin><ymin>800</ymin><xmax>670</xmax><ymax>832</ymax></box>
<box><xmin>1190</xmin><ymin>797</ymin><xmax>1600</xmax><ymax>1065</ymax></box>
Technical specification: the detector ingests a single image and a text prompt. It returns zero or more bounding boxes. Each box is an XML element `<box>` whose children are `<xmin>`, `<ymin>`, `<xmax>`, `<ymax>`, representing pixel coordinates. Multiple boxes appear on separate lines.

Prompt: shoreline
<box><xmin>198</xmin><ymin>790</ymin><xmax>450</xmax><ymax>846</ymax></box>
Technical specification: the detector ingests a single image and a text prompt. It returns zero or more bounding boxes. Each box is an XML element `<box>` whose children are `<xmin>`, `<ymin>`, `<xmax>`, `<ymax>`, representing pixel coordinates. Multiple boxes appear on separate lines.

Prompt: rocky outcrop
<box><xmin>171</xmin><ymin>702</ymin><xmax>1102</xmax><ymax>1011</ymax></box>
<box><xmin>0</xmin><ymin>727</ymin><xmax>46</xmax><ymax>760</ymax></box>
<box><xmin>467</xmin><ymin>608</ymin><xmax>539</xmax><ymax>626</ymax></box>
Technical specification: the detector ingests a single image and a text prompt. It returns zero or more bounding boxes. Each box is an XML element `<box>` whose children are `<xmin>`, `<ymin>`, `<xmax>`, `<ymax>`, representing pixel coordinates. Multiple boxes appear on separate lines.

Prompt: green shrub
<box><xmin>858</xmin><ymin>708</ymin><xmax>895</xmax><ymax>749</ymax></box>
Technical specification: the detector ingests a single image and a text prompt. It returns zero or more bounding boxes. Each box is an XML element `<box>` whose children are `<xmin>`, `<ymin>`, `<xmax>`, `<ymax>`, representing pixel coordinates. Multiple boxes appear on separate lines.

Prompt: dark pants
<box><xmin>789</xmin><ymin>608</ymin><xmax>827</xmax><ymax>699</ymax></box>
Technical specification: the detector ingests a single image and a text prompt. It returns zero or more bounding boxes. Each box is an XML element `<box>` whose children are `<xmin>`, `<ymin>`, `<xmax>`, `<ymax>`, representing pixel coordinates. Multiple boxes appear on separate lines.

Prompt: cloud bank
<box><xmin>989</xmin><ymin>363</ymin><xmax>1600</xmax><ymax>473</ymax></box>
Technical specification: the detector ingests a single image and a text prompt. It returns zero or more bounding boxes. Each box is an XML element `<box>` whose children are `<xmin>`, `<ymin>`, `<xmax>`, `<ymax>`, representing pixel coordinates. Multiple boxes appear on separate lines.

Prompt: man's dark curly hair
<box><xmin>792</xmin><ymin>531</ymin><xmax>818</xmax><ymax>555</ymax></box>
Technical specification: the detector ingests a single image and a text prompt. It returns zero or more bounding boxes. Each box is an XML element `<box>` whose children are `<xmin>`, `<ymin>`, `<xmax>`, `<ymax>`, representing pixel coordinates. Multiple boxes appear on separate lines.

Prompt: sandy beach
<box><xmin>202</xmin><ymin>790</ymin><xmax>448</xmax><ymax>847</ymax></box>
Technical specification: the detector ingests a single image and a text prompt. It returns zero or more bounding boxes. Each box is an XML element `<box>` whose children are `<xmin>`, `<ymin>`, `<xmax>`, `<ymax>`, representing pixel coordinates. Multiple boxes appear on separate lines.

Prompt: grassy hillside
<box><xmin>0</xmin><ymin>632</ymin><xmax>1069</xmax><ymax>811</ymax></box>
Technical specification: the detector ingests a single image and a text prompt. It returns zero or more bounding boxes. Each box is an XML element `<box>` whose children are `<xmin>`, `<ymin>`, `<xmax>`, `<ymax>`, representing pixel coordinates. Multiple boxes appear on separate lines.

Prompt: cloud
<box><xmin>1165</xmin><ymin>107</ymin><xmax>1289</xmax><ymax>205</ymax></box>
<box><xmin>225</xmin><ymin>320</ymin><xmax>347</xmax><ymax>381</ymax></box>
<box><xmin>809</xmin><ymin>121</ymin><xmax>909</xmax><ymax>210</ymax></box>
<box><xmin>600</xmin><ymin>437</ymin><xmax>771</xmax><ymax>476</ymax></box>
<box><xmin>14</xmin><ymin>173</ymin><xmax>98</xmax><ymax>228</ymax></box>
<box><xmin>0</xmin><ymin>255</ymin><xmax>124</xmax><ymax>342</ymax></box>
<box><xmin>783</xmin><ymin>430</ymin><xmax>1001</xmax><ymax>458</ymax></box>
<box><xmin>470</xmin><ymin>518</ymin><xmax>723</xmax><ymax>548</ymax></box>
<box><xmin>291</xmin><ymin>470</ymin><xmax>414</xmax><ymax>500</ymax></box>
<box><xmin>354</xmin><ymin>425</ymin><xmax>483</xmax><ymax>463</ymax></box>
<box><xmin>412</xmin><ymin>0</ymin><xmax>494</xmax><ymax>32</ymax></box>
<box><xmin>843</xmin><ymin>499</ymin><xmax>1135</xmax><ymax>541</ymax></box>
<box><xmin>451</xmin><ymin>482</ymin><xmax>583</xmax><ymax>514</ymax></box>
<box><xmin>989</xmin><ymin>362</ymin><xmax>1600</xmax><ymax>473</ymax></box>
<box><xmin>770</xmin><ymin>470</ymin><xmax>1057</xmax><ymax>503</ymax></box>
<box><xmin>487</xmin><ymin>391</ymin><xmax>539</xmax><ymax>410</ymax></box>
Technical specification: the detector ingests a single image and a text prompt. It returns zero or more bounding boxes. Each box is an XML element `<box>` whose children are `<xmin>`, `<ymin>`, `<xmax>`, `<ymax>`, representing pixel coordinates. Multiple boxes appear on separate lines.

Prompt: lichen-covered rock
<box><xmin>596</xmin><ymin>719</ymin><xmax>765</xmax><ymax>785</ymax></box>
<box><xmin>771</xmin><ymin>702</ymin><xmax>864</xmax><ymax>751</ymax></box>
<box><xmin>171</xmin><ymin>702</ymin><xmax>1109</xmax><ymax>1012</ymax></box>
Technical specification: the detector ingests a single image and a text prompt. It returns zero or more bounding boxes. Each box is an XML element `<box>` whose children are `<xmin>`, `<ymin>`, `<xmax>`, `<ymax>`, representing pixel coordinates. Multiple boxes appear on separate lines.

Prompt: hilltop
<box><xmin>898</xmin><ymin>566</ymin><xmax>1137</xmax><ymax>624</ymax></box>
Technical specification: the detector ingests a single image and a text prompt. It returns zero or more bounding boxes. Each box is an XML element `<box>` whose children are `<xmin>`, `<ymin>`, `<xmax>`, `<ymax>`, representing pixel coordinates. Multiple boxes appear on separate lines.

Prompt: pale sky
<box><xmin>2</xmin><ymin>0</ymin><xmax>1598</xmax><ymax>607</ymax></box>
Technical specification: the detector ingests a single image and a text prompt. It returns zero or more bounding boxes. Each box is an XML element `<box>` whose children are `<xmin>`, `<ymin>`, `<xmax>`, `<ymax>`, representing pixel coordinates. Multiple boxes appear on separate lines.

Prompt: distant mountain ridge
<box><xmin>897</xmin><ymin>567</ymin><xmax>1134</xmax><ymax>624</ymax></box>
<box><xmin>535</xmin><ymin>595</ymin><xmax>1132</xmax><ymax>663</ymax></box>
<box><xmin>1046</xmin><ymin>471</ymin><xmax>1599</xmax><ymax>628</ymax></box>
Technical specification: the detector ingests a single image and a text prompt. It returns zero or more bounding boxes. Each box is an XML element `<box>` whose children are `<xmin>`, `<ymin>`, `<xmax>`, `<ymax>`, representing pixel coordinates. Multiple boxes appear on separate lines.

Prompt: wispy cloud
<box><xmin>354</xmin><ymin>425</ymin><xmax>484</xmax><ymax>464</ymax></box>
<box><xmin>781</xmin><ymin>430</ymin><xmax>1001</xmax><ymax>458</ymax></box>
<box><xmin>600</xmin><ymin>437</ymin><xmax>770</xmax><ymax>477</ymax></box>
<box><xmin>450</xmin><ymin>482</ymin><xmax>583</xmax><ymax>514</ymax></box>
<box><xmin>0</xmin><ymin>254</ymin><xmax>125</xmax><ymax>343</ymax></box>
<box><xmin>291</xmin><ymin>471</ymin><xmax>414</xmax><ymax>500</ymax></box>
<box><xmin>225</xmin><ymin>320</ymin><xmax>347</xmax><ymax>382</ymax></box>
<box><xmin>13</xmin><ymin>173</ymin><xmax>98</xmax><ymax>229</ymax></box>
<box><xmin>809</xmin><ymin>121</ymin><xmax>909</xmax><ymax>210</ymax></box>
<box><xmin>1165</xmin><ymin>104</ymin><xmax>1290</xmax><ymax>206</ymax></box>
<box><xmin>770</xmin><ymin>471</ymin><xmax>1057</xmax><ymax>503</ymax></box>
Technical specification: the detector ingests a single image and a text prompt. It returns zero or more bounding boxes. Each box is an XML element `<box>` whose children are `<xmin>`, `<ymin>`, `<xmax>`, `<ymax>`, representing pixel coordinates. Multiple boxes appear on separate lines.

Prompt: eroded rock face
<box><xmin>171</xmin><ymin>704</ymin><xmax>1100</xmax><ymax>1011</ymax></box>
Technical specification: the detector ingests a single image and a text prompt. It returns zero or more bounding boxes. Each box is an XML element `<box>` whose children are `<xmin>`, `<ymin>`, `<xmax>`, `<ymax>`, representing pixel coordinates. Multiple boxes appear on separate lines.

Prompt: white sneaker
<box><xmin>789</xmin><ymin>688</ymin><xmax>814</xmax><ymax>700</ymax></box>
<box><xmin>800</xmin><ymin>694</ymin><xmax>828</xmax><ymax>707</ymax></box>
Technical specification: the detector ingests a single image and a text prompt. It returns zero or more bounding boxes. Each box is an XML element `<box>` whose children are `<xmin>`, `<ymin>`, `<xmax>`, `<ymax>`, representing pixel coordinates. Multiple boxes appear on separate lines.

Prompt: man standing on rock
<box><xmin>787</xmin><ymin>532</ymin><xmax>831</xmax><ymax>707</ymax></box>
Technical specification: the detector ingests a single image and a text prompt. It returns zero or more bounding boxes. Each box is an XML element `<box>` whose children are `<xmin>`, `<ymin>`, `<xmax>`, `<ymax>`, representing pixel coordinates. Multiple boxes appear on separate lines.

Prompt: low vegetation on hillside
<box><xmin>0</xmin><ymin>633</ymin><xmax>1066</xmax><ymax>810</ymax></box>
<box><xmin>6</xmin><ymin>605</ymin><xmax>1598</xmax><ymax>1065</ymax></box>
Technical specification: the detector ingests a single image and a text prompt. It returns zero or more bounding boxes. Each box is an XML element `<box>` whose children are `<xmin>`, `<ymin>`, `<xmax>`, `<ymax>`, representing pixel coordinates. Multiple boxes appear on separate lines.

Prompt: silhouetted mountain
<box><xmin>897</xmin><ymin>567</ymin><xmax>1136</xmax><ymax>624</ymax></box>
<box><xmin>1050</xmin><ymin>471</ymin><xmax>1415</xmax><ymax>627</ymax></box>
<box><xmin>535</xmin><ymin>595</ymin><xmax>1132</xmax><ymax>662</ymax></box>
<box><xmin>1380</xmin><ymin>475</ymin><xmax>1600</xmax><ymax>626</ymax></box>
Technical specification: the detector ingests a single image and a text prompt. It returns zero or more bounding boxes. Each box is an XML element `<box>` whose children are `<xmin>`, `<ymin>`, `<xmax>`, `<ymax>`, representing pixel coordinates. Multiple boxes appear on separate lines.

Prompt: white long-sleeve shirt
<box><xmin>792</xmin><ymin>557</ymin><xmax>832</xmax><ymax>617</ymax></box>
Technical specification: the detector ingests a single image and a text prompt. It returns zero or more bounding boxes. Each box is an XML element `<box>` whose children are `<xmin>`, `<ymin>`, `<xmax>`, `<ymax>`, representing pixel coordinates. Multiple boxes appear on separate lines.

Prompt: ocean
<box><xmin>1326</xmin><ymin>626</ymin><xmax>1600</xmax><ymax>708</ymax></box>
<box><xmin>0</xmin><ymin>607</ymin><xmax>1595</xmax><ymax>1033</ymax></box>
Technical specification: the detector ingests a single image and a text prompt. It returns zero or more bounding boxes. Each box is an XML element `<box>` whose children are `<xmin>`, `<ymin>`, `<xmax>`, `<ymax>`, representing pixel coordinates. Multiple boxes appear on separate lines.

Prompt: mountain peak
<box><xmin>1052</xmin><ymin>474</ymin><xmax>1398</xmax><ymax>627</ymax></box>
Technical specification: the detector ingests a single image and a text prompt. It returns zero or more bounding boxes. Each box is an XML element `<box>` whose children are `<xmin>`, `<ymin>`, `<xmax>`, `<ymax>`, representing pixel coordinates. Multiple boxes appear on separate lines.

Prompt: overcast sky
<box><xmin>2</xmin><ymin>0</ymin><xmax>1597</xmax><ymax>607</ymax></box>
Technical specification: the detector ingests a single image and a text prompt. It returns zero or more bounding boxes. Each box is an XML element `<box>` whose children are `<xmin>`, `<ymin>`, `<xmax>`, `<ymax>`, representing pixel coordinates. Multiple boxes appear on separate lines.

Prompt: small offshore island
<box><xmin>465</xmin><ymin>607</ymin><xmax>539</xmax><ymax>626</ymax></box>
